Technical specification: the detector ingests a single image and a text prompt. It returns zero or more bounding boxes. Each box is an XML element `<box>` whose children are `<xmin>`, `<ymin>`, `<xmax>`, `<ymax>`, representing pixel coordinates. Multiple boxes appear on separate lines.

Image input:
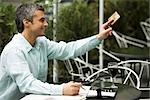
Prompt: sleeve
<box><xmin>47</xmin><ymin>35</ymin><xmax>101</xmax><ymax>60</ymax></box>
<box><xmin>5</xmin><ymin>48</ymin><xmax>63</xmax><ymax>95</ymax></box>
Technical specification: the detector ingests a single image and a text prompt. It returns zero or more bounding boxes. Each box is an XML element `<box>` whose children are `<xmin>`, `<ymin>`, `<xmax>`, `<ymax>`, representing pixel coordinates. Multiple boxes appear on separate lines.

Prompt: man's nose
<box><xmin>44</xmin><ymin>20</ymin><xmax>48</xmax><ymax>27</ymax></box>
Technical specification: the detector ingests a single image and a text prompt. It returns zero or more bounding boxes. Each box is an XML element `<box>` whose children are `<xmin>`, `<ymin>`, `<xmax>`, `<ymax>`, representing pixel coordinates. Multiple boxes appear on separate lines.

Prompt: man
<box><xmin>0</xmin><ymin>3</ymin><xmax>113</xmax><ymax>100</ymax></box>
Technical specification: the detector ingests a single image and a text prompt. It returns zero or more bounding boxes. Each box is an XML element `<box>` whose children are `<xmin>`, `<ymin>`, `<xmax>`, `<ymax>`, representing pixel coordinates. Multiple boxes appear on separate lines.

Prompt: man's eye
<box><xmin>39</xmin><ymin>18</ymin><xmax>46</xmax><ymax>22</ymax></box>
<box><xmin>41</xmin><ymin>19</ymin><xmax>45</xmax><ymax>22</ymax></box>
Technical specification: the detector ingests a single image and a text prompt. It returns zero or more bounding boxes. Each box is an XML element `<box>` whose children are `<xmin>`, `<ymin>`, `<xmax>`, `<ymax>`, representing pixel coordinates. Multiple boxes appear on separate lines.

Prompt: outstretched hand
<box><xmin>96</xmin><ymin>19</ymin><xmax>113</xmax><ymax>40</ymax></box>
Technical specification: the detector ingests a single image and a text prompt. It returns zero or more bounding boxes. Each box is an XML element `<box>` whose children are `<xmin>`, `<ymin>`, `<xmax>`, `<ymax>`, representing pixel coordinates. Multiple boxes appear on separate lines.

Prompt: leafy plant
<box><xmin>0</xmin><ymin>3</ymin><xmax>16</xmax><ymax>53</ymax></box>
<box><xmin>56</xmin><ymin>0</ymin><xmax>99</xmax><ymax>41</ymax></box>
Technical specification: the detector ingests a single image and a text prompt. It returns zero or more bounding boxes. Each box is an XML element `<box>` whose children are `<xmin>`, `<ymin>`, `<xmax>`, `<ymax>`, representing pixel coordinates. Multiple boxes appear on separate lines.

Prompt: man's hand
<box><xmin>96</xmin><ymin>19</ymin><xmax>113</xmax><ymax>40</ymax></box>
<box><xmin>63</xmin><ymin>81</ymin><xmax>82</xmax><ymax>96</ymax></box>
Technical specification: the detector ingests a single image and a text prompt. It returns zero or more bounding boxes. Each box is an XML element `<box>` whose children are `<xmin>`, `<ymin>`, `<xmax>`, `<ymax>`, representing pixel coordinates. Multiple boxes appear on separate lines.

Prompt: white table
<box><xmin>20</xmin><ymin>94</ymin><xmax>85</xmax><ymax>100</ymax></box>
<box><xmin>20</xmin><ymin>86</ymin><xmax>91</xmax><ymax>100</ymax></box>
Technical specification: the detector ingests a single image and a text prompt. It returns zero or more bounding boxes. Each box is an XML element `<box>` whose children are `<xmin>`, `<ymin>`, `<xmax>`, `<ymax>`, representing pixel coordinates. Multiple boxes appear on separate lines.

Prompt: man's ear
<box><xmin>23</xmin><ymin>19</ymin><xmax>30</xmax><ymax>27</ymax></box>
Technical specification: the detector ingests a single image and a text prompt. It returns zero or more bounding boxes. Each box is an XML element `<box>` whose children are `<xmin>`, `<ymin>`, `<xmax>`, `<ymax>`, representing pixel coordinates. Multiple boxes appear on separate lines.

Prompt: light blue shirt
<box><xmin>0</xmin><ymin>33</ymin><xmax>100</xmax><ymax>100</ymax></box>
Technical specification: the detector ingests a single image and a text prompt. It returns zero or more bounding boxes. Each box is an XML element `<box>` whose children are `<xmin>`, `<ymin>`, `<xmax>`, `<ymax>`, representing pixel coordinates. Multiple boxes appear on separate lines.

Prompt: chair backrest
<box><xmin>140</xmin><ymin>20</ymin><xmax>150</xmax><ymax>47</ymax></box>
<box><xmin>64</xmin><ymin>58</ymin><xmax>86</xmax><ymax>80</ymax></box>
<box><xmin>85</xmin><ymin>60</ymin><xmax>150</xmax><ymax>90</ymax></box>
<box><xmin>106</xmin><ymin>52</ymin><xmax>150</xmax><ymax>90</ymax></box>
<box><xmin>112</xmin><ymin>31</ymin><xmax>145</xmax><ymax>48</ymax></box>
<box><xmin>85</xmin><ymin>65</ymin><xmax>140</xmax><ymax>89</ymax></box>
<box><xmin>118</xmin><ymin>60</ymin><xmax>150</xmax><ymax>90</ymax></box>
<box><xmin>64</xmin><ymin>56</ymin><xmax>101</xmax><ymax>81</ymax></box>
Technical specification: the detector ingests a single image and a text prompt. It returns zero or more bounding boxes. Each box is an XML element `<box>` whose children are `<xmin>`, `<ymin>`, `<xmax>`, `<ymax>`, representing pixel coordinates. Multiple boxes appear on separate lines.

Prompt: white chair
<box><xmin>85</xmin><ymin>65</ymin><xmax>140</xmax><ymax>89</ymax></box>
<box><xmin>64</xmin><ymin>58</ymin><xmax>85</xmax><ymax>80</ymax></box>
<box><xmin>117</xmin><ymin>60</ymin><xmax>150</xmax><ymax>90</ymax></box>
<box><xmin>64</xmin><ymin>55</ymin><xmax>101</xmax><ymax>81</ymax></box>
<box><xmin>108</xmin><ymin>51</ymin><xmax>150</xmax><ymax>90</ymax></box>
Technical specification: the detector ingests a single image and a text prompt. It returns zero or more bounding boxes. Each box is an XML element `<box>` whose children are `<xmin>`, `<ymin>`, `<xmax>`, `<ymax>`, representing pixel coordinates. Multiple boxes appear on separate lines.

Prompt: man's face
<box><xmin>28</xmin><ymin>10</ymin><xmax>48</xmax><ymax>37</ymax></box>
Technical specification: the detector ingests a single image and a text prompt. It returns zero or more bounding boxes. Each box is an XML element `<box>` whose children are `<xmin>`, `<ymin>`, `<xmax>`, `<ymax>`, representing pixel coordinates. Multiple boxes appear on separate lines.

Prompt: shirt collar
<box><xmin>14</xmin><ymin>33</ymin><xmax>40</xmax><ymax>52</ymax></box>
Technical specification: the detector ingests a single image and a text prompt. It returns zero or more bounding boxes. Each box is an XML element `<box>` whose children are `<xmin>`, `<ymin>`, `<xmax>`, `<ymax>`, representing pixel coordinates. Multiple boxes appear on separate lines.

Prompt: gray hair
<box><xmin>15</xmin><ymin>3</ymin><xmax>44</xmax><ymax>33</ymax></box>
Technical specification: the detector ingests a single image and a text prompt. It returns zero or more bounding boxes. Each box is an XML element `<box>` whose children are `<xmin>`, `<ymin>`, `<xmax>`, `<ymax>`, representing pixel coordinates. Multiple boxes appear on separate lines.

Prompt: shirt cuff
<box><xmin>88</xmin><ymin>35</ymin><xmax>101</xmax><ymax>48</ymax></box>
<box><xmin>49</xmin><ymin>84</ymin><xmax>64</xmax><ymax>95</ymax></box>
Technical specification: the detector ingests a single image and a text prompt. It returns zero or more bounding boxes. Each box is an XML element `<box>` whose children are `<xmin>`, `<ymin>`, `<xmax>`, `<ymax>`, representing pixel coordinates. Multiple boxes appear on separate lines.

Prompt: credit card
<box><xmin>108</xmin><ymin>11</ymin><xmax>120</xmax><ymax>25</ymax></box>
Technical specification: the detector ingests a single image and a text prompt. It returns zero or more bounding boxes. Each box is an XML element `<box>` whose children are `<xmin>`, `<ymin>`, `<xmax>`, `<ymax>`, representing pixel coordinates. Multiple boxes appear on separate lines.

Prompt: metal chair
<box><xmin>85</xmin><ymin>64</ymin><xmax>140</xmax><ymax>89</ymax></box>
<box><xmin>64</xmin><ymin>55</ymin><xmax>101</xmax><ymax>81</ymax></box>
<box><xmin>117</xmin><ymin>60</ymin><xmax>150</xmax><ymax>90</ymax></box>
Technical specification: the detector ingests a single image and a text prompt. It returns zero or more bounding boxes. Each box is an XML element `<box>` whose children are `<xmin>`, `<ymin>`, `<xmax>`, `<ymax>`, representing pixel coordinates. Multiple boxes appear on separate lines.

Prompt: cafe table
<box><xmin>21</xmin><ymin>80</ymin><xmax>141</xmax><ymax>100</ymax></box>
